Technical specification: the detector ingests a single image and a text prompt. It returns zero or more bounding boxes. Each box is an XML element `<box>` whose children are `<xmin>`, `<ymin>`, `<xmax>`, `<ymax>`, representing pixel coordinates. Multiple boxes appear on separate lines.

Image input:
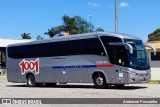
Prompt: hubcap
<box><xmin>96</xmin><ymin>77</ymin><xmax>103</xmax><ymax>85</ymax></box>
<box><xmin>28</xmin><ymin>77</ymin><xmax>33</xmax><ymax>85</ymax></box>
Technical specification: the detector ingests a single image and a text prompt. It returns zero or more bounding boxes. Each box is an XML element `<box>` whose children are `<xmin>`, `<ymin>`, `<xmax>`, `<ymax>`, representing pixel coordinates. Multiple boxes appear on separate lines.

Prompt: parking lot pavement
<box><xmin>0</xmin><ymin>77</ymin><xmax>160</xmax><ymax>107</ymax></box>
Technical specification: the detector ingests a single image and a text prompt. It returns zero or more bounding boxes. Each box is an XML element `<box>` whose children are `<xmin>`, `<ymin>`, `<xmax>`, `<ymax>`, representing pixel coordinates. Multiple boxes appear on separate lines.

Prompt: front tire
<box><xmin>93</xmin><ymin>73</ymin><xmax>107</xmax><ymax>89</ymax></box>
<box><xmin>27</xmin><ymin>75</ymin><xmax>36</xmax><ymax>87</ymax></box>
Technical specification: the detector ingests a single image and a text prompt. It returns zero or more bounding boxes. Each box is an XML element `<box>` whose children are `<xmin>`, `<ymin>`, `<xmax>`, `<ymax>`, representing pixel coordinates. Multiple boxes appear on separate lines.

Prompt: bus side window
<box><xmin>82</xmin><ymin>38</ymin><xmax>105</xmax><ymax>56</ymax></box>
<box><xmin>64</xmin><ymin>40</ymin><xmax>82</xmax><ymax>56</ymax></box>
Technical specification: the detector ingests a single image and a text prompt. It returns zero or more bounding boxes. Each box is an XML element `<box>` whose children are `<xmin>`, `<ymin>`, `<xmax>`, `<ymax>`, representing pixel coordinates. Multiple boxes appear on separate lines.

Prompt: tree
<box><xmin>45</xmin><ymin>15</ymin><xmax>96</xmax><ymax>38</ymax></box>
<box><xmin>44</xmin><ymin>26</ymin><xmax>65</xmax><ymax>38</ymax></box>
<box><xmin>21</xmin><ymin>33</ymin><xmax>31</xmax><ymax>39</ymax></box>
<box><xmin>148</xmin><ymin>28</ymin><xmax>160</xmax><ymax>41</ymax></box>
<box><xmin>36</xmin><ymin>35</ymin><xmax>44</xmax><ymax>40</ymax></box>
<box><xmin>62</xmin><ymin>15</ymin><xmax>79</xmax><ymax>35</ymax></box>
<box><xmin>95</xmin><ymin>27</ymin><xmax>104</xmax><ymax>32</ymax></box>
<box><xmin>74</xmin><ymin>16</ymin><xmax>93</xmax><ymax>33</ymax></box>
<box><xmin>0</xmin><ymin>51</ymin><xmax>6</xmax><ymax>68</ymax></box>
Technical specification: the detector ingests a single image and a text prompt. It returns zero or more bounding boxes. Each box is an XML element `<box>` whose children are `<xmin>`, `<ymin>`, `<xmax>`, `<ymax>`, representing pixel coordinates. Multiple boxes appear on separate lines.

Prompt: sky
<box><xmin>0</xmin><ymin>0</ymin><xmax>160</xmax><ymax>42</ymax></box>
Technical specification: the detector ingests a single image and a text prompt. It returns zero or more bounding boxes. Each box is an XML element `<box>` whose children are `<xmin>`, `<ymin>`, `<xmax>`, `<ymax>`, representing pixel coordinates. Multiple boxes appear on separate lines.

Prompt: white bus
<box><xmin>6</xmin><ymin>32</ymin><xmax>156</xmax><ymax>88</ymax></box>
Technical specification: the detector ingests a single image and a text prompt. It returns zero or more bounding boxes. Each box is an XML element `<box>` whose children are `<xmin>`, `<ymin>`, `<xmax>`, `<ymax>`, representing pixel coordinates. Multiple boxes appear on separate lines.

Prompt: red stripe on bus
<box><xmin>96</xmin><ymin>64</ymin><xmax>114</xmax><ymax>68</ymax></box>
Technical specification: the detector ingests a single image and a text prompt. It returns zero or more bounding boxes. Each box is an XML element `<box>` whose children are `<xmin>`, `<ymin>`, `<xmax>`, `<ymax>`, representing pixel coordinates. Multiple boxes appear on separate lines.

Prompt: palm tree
<box><xmin>45</xmin><ymin>15</ymin><xmax>104</xmax><ymax>38</ymax></box>
<box><xmin>62</xmin><ymin>15</ymin><xmax>79</xmax><ymax>35</ymax></box>
<box><xmin>21</xmin><ymin>33</ymin><xmax>31</xmax><ymax>39</ymax></box>
<box><xmin>44</xmin><ymin>26</ymin><xmax>65</xmax><ymax>38</ymax></box>
<box><xmin>74</xmin><ymin>16</ymin><xmax>92</xmax><ymax>33</ymax></box>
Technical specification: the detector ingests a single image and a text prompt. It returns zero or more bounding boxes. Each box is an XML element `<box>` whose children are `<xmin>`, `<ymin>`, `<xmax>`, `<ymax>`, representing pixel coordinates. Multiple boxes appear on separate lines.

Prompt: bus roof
<box><xmin>7</xmin><ymin>32</ymin><xmax>141</xmax><ymax>47</ymax></box>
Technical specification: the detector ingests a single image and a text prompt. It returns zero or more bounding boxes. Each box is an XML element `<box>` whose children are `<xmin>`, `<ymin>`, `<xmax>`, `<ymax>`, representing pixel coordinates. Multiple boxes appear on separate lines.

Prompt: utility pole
<box><xmin>88</xmin><ymin>15</ymin><xmax>93</xmax><ymax>32</ymax></box>
<box><xmin>115</xmin><ymin>0</ymin><xmax>118</xmax><ymax>32</ymax></box>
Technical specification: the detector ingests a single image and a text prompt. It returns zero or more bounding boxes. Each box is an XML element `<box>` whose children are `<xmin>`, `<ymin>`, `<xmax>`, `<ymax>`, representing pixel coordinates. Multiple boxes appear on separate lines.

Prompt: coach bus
<box><xmin>6</xmin><ymin>32</ymin><xmax>156</xmax><ymax>88</ymax></box>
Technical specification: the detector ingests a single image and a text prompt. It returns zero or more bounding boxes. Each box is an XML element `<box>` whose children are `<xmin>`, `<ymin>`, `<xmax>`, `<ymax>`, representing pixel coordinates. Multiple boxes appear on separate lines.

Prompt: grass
<box><xmin>148</xmin><ymin>80</ymin><xmax>160</xmax><ymax>84</ymax></box>
<box><xmin>0</xmin><ymin>75</ymin><xmax>7</xmax><ymax>78</ymax></box>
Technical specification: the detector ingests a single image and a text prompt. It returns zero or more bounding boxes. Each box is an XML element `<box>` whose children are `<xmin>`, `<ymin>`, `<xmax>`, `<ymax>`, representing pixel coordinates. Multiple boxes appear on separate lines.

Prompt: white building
<box><xmin>0</xmin><ymin>38</ymin><xmax>32</xmax><ymax>75</ymax></box>
<box><xmin>145</xmin><ymin>41</ymin><xmax>160</xmax><ymax>81</ymax></box>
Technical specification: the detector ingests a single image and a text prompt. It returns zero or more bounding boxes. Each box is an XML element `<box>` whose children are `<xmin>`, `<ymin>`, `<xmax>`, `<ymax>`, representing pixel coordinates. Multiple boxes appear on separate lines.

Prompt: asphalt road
<box><xmin>0</xmin><ymin>77</ymin><xmax>160</xmax><ymax>107</ymax></box>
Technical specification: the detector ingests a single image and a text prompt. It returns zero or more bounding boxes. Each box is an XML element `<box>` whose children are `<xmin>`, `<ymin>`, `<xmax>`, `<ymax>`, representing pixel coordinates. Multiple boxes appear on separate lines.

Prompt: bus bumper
<box><xmin>129</xmin><ymin>74</ymin><xmax>151</xmax><ymax>83</ymax></box>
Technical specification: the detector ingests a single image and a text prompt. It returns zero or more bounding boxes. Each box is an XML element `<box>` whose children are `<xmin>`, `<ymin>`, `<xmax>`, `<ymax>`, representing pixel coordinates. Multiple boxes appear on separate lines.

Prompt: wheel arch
<box><xmin>92</xmin><ymin>70</ymin><xmax>109</xmax><ymax>83</ymax></box>
<box><xmin>26</xmin><ymin>72</ymin><xmax>35</xmax><ymax>80</ymax></box>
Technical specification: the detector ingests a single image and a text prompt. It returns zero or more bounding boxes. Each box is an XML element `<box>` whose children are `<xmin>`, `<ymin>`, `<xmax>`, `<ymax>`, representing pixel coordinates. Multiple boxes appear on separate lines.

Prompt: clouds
<box><xmin>87</xmin><ymin>2</ymin><xmax>102</xmax><ymax>8</ymax></box>
<box><xmin>120</xmin><ymin>2</ymin><xmax>129</xmax><ymax>8</ymax></box>
<box><xmin>87</xmin><ymin>1</ymin><xmax>129</xmax><ymax>8</ymax></box>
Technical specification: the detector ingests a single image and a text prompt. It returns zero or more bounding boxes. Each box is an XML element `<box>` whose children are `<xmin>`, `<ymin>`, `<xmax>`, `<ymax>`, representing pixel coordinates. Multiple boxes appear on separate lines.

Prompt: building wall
<box><xmin>147</xmin><ymin>49</ymin><xmax>160</xmax><ymax>80</ymax></box>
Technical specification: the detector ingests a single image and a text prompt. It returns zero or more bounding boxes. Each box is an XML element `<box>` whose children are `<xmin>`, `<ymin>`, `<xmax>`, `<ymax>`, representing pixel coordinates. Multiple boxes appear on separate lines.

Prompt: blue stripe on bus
<box><xmin>52</xmin><ymin>65</ymin><xmax>96</xmax><ymax>69</ymax></box>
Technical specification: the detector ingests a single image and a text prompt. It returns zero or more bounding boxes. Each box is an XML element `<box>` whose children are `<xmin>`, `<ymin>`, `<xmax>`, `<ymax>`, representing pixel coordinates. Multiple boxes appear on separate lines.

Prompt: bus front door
<box><xmin>112</xmin><ymin>46</ymin><xmax>129</xmax><ymax>84</ymax></box>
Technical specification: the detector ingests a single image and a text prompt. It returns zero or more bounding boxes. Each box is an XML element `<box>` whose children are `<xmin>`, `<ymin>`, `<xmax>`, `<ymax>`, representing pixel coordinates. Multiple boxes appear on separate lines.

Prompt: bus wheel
<box><xmin>27</xmin><ymin>75</ymin><xmax>36</xmax><ymax>87</ymax></box>
<box><xmin>45</xmin><ymin>83</ymin><xmax>57</xmax><ymax>87</ymax></box>
<box><xmin>114</xmin><ymin>84</ymin><xmax>125</xmax><ymax>88</ymax></box>
<box><xmin>93</xmin><ymin>73</ymin><xmax>107</xmax><ymax>89</ymax></box>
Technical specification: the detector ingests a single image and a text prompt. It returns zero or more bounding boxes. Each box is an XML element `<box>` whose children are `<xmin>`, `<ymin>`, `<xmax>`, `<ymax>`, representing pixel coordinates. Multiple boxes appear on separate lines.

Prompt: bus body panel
<box><xmin>7</xmin><ymin>55</ymin><xmax>114</xmax><ymax>83</ymax></box>
<box><xmin>128</xmin><ymin>68</ymin><xmax>151</xmax><ymax>83</ymax></box>
<box><xmin>8</xmin><ymin>54</ymin><xmax>151</xmax><ymax>84</ymax></box>
<box><xmin>6</xmin><ymin>32</ymin><xmax>151</xmax><ymax>85</ymax></box>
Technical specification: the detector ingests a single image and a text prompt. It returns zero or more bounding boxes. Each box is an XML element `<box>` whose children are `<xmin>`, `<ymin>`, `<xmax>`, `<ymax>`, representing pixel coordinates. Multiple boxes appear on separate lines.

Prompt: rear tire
<box><xmin>93</xmin><ymin>73</ymin><xmax>107</xmax><ymax>89</ymax></box>
<box><xmin>27</xmin><ymin>75</ymin><xmax>36</xmax><ymax>87</ymax></box>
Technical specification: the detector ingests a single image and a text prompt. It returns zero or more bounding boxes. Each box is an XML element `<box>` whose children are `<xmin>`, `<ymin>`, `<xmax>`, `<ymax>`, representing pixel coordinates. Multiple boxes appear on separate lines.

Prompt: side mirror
<box><xmin>109</xmin><ymin>42</ymin><xmax>133</xmax><ymax>54</ymax></box>
<box><xmin>144</xmin><ymin>44</ymin><xmax>156</xmax><ymax>55</ymax></box>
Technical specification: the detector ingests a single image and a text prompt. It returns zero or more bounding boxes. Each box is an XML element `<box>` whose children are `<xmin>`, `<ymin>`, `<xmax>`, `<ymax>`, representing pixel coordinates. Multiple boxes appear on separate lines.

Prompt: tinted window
<box><xmin>8</xmin><ymin>46</ymin><xmax>21</xmax><ymax>58</ymax></box>
<box><xmin>110</xmin><ymin>46</ymin><xmax>129</xmax><ymax>67</ymax></box>
<box><xmin>8</xmin><ymin>45</ymin><xmax>34</xmax><ymax>58</ymax></box>
<box><xmin>34</xmin><ymin>43</ymin><xmax>49</xmax><ymax>57</ymax></box>
<box><xmin>8</xmin><ymin>38</ymin><xmax>105</xmax><ymax>59</ymax></box>
<box><xmin>49</xmin><ymin>42</ymin><xmax>64</xmax><ymax>56</ymax></box>
<box><xmin>22</xmin><ymin>45</ymin><xmax>34</xmax><ymax>58</ymax></box>
<box><xmin>124</xmin><ymin>39</ymin><xmax>150</xmax><ymax>70</ymax></box>
<box><xmin>100</xmin><ymin>36</ymin><xmax>122</xmax><ymax>62</ymax></box>
<box><xmin>100</xmin><ymin>36</ymin><xmax>122</xmax><ymax>49</ymax></box>
<box><xmin>64</xmin><ymin>40</ymin><xmax>81</xmax><ymax>55</ymax></box>
<box><xmin>82</xmin><ymin>38</ymin><xmax>105</xmax><ymax>55</ymax></box>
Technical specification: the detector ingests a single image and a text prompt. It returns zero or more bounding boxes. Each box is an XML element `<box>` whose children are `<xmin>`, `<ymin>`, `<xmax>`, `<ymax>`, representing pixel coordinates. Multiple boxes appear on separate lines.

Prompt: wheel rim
<box><xmin>28</xmin><ymin>77</ymin><xmax>34</xmax><ymax>86</ymax></box>
<box><xmin>96</xmin><ymin>77</ymin><xmax>103</xmax><ymax>85</ymax></box>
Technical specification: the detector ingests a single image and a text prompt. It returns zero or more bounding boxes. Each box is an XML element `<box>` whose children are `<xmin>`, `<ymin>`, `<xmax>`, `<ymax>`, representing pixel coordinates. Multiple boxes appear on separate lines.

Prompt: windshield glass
<box><xmin>124</xmin><ymin>39</ymin><xmax>150</xmax><ymax>70</ymax></box>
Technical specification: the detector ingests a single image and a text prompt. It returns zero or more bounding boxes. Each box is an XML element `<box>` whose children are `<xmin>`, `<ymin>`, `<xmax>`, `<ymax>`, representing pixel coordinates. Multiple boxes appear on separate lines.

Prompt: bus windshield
<box><xmin>124</xmin><ymin>39</ymin><xmax>150</xmax><ymax>70</ymax></box>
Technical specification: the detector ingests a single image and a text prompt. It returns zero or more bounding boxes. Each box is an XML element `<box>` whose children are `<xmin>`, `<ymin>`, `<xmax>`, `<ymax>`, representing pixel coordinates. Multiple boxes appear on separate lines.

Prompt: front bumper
<box><xmin>129</xmin><ymin>74</ymin><xmax>151</xmax><ymax>83</ymax></box>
